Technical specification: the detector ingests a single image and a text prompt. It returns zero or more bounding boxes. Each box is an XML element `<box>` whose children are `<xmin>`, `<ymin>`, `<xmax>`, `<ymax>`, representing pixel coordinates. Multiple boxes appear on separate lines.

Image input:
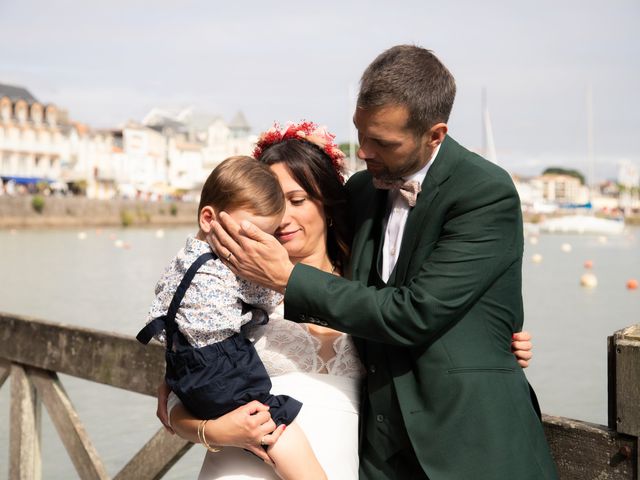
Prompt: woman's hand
<box><xmin>207</xmin><ymin>212</ymin><xmax>294</xmax><ymax>293</ymax></box>
<box><xmin>156</xmin><ymin>380</ymin><xmax>174</xmax><ymax>434</ymax></box>
<box><xmin>206</xmin><ymin>401</ymin><xmax>286</xmax><ymax>463</ymax></box>
<box><xmin>512</xmin><ymin>331</ymin><xmax>533</xmax><ymax>368</ymax></box>
<box><xmin>167</xmin><ymin>399</ymin><xmax>285</xmax><ymax>464</ymax></box>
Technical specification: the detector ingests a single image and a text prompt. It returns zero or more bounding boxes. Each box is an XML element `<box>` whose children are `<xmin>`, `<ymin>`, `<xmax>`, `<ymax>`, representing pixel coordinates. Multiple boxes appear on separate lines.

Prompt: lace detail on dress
<box><xmin>247</xmin><ymin>304</ymin><xmax>365</xmax><ymax>380</ymax></box>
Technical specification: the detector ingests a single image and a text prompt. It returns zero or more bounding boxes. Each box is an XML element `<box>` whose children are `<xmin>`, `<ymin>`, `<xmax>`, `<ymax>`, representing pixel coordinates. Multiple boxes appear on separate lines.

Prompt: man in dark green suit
<box><xmin>213</xmin><ymin>45</ymin><xmax>558</xmax><ymax>479</ymax></box>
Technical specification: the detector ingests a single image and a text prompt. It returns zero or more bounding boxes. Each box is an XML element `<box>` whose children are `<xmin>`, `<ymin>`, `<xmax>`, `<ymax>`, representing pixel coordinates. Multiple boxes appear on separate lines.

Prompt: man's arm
<box><xmin>285</xmin><ymin>177</ymin><xmax>522</xmax><ymax>347</ymax></box>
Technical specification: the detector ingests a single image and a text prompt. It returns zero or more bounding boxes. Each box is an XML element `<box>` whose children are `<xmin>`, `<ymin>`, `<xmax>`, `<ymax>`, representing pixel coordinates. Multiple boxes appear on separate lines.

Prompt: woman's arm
<box><xmin>512</xmin><ymin>331</ymin><xmax>533</xmax><ymax>368</ymax></box>
<box><xmin>156</xmin><ymin>381</ymin><xmax>285</xmax><ymax>463</ymax></box>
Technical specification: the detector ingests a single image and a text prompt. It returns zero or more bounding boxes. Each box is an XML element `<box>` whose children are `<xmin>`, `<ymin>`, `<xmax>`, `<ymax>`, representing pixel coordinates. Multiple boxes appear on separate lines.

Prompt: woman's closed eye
<box><xmin>290</xmin><ymin>197</ymin><xmax>306</xmax><ymax>206</ymax></box>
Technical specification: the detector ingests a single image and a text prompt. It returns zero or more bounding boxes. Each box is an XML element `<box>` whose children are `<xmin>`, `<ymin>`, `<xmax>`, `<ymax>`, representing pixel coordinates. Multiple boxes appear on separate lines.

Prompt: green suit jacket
<box><xmin>284</xmin><ymin>136</ymin><xmax>558</xmax><ymax>479</ymax></box>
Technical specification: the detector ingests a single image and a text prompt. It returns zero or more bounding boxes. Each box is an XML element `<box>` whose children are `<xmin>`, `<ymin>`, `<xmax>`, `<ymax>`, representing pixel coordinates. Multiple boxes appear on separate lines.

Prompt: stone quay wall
<box><xmin>0</xmin><ymin>195</ymin><xmax>197</xmax><ymax>229</ymax></box>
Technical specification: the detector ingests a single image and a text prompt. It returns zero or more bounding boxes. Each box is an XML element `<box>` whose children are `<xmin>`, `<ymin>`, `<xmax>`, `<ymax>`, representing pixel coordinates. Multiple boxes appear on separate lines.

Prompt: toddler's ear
<box><xmin>199</xmin><ymin>206</ymin><xmax>216</xmax><ymax>232</ymax></box>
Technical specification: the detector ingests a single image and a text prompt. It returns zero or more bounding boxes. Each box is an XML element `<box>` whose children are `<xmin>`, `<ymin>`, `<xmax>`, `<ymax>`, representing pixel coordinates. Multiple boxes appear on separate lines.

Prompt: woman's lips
<box><xmin>276</xmin><ymin>229</ymin><xmax>300</xmax><ymax>242</ymax></box>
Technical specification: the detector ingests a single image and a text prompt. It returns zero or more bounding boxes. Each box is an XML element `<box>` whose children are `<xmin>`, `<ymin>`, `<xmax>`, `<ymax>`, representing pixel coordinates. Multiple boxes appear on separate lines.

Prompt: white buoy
<box><xmin>580</xmin><ymin>273</ymin><xmax>598</xmax><ymax>288</ymax></box>
<box><xmin>77</xmin><ymin>232</ymin><xmax>87</xmax><ymax>240</ymax></box>
<box><xmin>561</xmin><ymin>243</ymin><xmax>572</xmax><ymax>253</ymax></box>
<box><xmin>529</xmin><ymin>236</ymin><xmax>539</xmax><ymax>245</ymax></box>
<box><xmin>532</xmin><ymin>254</ymin><xmax>543</xmax><ymax>264</ymax></box>
<box><xmin>155</xmin><ymin>229</ymin><xmax>165</xmax><ymax>239</ymax></box>
<box><xmin>114</xmin><ymin>239</ymin><xmax>124</xmax><ymax>248</ymax></box>
<box><xmin>597</xmin><ymin>236</ymin><xmax>608</xmax><ymax>244</ymax></box>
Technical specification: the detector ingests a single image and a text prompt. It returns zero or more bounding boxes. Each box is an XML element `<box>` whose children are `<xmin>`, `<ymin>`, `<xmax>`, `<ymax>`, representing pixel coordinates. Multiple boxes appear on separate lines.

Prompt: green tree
<box><xmin>542</xmin><ymin>167</ymin><xmax>586</xmax><ymax>185</ymax></box>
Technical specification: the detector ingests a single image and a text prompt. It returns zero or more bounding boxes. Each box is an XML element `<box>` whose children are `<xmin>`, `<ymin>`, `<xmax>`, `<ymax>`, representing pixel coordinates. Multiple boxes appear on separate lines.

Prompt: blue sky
<box><xmin>1</xmin><ymin>0</ymin><xmax>638</xmax><ymax>180</ymax></box>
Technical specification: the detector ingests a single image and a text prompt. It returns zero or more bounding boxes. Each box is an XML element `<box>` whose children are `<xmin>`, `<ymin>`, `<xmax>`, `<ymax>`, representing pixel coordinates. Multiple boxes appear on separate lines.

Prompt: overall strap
<box><xmin>164</xmin><ymin>251</ymin><xmax>215</xmax><ymax>350</ymax></box>
<box><xmin>136</xmin><ymin>251</ymin><xmax>215</xmax><ymax>347</ymax></box>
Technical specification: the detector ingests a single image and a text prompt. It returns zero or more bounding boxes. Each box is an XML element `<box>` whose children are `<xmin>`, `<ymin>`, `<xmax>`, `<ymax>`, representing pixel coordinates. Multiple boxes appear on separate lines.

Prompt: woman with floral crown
<box><xmin>157</xmin><ymin>121</ymin><xmax>534</xmax><ymax>479</ymax></box>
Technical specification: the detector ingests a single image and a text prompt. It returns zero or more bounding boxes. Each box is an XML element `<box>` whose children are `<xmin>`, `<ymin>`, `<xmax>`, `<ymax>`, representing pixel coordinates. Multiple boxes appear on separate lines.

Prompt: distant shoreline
<box><xmin>1</xmin><ymin>195</ymin><xmax>638</xmax><ymax>229</ymax></box>
<box><xmin>0</xmin><ymin>195</ymin><xmax>197</xmax><ymax>229</ymax></box>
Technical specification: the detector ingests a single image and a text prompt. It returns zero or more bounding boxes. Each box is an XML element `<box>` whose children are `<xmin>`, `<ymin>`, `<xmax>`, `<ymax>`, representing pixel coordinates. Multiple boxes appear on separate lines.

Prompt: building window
<box><xmin>30</xmin><ymin>103</ymin><xmax>43</xmax><ymax>125</ymax></box>
<box><xmin>15</xmin><ymin>101</ymin><xmax>28</xmax><ymax>123</ymax></box>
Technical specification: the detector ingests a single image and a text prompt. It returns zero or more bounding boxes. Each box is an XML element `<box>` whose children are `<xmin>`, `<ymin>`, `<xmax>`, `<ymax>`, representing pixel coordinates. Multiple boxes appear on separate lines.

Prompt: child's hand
<box><xmin>156</xmin><ymin>381</ymin><xmax>174</xmax><ymax>434</ymax></box>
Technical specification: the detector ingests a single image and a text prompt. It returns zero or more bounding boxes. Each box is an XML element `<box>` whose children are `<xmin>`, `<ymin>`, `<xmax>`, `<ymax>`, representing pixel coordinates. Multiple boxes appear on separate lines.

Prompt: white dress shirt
<box><xmin>381</xmin><ymin>144</ymin><xmax>441</xmax><ymax>282</ymax></box>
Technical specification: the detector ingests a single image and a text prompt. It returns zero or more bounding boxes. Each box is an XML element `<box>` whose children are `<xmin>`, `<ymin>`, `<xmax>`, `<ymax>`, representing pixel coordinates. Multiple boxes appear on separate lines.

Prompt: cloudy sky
<box><xmin>1</xmin><ymin>0</ymin><xmax>638</xmax><ymax>180</ymax></box>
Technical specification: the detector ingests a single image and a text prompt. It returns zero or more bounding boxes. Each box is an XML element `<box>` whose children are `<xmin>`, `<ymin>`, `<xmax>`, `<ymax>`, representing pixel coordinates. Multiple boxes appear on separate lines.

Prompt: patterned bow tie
<box><xmin>372</xmin><ymin>178</ymin><xmax>422</xmax><ymax>207</ymax></box>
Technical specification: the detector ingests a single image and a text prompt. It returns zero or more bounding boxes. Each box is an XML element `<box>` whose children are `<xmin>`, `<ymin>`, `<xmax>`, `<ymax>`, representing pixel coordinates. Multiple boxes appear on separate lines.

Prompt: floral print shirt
<box><xmin>147</xmin><ymin>235</ymin><xmax>282</xmax><ymax>347</ymax></box>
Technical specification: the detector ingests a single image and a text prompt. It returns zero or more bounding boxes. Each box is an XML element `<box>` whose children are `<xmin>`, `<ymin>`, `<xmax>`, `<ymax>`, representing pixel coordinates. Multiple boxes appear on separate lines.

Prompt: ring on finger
<box><xmin>260</xmin><ymin>436</ymin><xmax>267</xmax><ymax>447</ymax></box>
<box><xmin>226</xmin><ymin>252</ymin><xmax>232</xmax><ymax>262</ymax></box>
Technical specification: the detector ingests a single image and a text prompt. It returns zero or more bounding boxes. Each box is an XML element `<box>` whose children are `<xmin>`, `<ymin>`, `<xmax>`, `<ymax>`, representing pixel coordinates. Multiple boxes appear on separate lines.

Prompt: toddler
<box><xmin>137</xmin><ymin>156</ymin><xmax>326</xmax><ymax>479</ymax></box>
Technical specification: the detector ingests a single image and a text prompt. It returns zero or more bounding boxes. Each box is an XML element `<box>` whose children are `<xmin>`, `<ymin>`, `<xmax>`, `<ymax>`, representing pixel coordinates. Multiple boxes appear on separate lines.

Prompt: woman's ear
<box><xmin>199</xmin><ymin>206</ymin><xmax>216</xmax><ymax>233</ymax></box>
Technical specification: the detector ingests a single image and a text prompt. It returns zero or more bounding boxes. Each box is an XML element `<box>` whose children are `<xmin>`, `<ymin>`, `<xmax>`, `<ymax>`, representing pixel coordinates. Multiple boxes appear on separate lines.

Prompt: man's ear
<box><xmin>199</xmin><ymin>206</ymin><xmax>216</xmax><ymax>233</ymax></box>
<box><xmin>426</xmin><ymin>122</ymin><xmax>448</xmax><ymax>147</ymax></box>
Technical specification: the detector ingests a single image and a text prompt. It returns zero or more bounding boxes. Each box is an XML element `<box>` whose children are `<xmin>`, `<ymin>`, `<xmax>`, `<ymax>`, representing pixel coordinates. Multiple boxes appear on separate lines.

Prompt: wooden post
<box><xmin>611</xmin><ymin>324</ymin><xmax>640</xmax><ymax>480</ymax></box>
<box><xmin>613</xmin><ymin>325</ymin><xmax>640</xmax><ymax>437</ymax></box>
<box><xmin>9</xmin><ymin>364</ymin><xmax>42</xmax><ymax>480</ymax></box>
<box><xmin>0</xmin><ymin>359</ymin><xmax>9</xmax><ymax>390</ymax></box>
<box><xmin>27</xmin><ymin>367</ymin><xmax>109</xmax><ymax>480</ymax></box>
<box><xmin>113</xmin><ymin>428</ymin><xmax>192</xmax><ymax>480</ymax></box>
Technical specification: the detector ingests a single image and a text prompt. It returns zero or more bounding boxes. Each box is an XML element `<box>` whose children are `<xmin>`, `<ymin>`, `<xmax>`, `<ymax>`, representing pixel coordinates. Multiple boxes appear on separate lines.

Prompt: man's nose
<box><xmin>357</xmin><ymin>141</ymin><xmax>373</xmax><ymax>160</ymax></box>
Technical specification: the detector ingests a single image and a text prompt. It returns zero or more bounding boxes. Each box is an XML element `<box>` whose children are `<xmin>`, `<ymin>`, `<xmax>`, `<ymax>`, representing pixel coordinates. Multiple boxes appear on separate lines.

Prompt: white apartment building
<box><xmin>531</xmin><ymin>173</ymin><xmax>590</xmax><ymax>205</ymax></box>
<box><xmin>1</xmin><ymin>83</ymin><xmax>258</xmax><ymax>199</ymax></box>
<box><xmin>0</xmin><ymin>84</ymin><xmax>65</xmax><ymax>189</ymax></box>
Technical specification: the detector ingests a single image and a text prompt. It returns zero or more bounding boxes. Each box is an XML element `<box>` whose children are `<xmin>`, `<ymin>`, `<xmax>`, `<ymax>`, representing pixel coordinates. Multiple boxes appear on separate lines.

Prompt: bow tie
<box><xmin>372</xmin><ymin>178</ymin><xmax>422</xmax><ymax>207</ymax></box>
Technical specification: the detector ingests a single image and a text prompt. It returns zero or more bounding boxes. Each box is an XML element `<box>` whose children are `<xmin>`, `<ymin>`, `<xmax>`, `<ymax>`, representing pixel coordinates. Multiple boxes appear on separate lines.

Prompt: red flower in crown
<box><xmin>253</xmin><ymin>121</ymin><xmax>346</xmax><ymax>184</ymax></box>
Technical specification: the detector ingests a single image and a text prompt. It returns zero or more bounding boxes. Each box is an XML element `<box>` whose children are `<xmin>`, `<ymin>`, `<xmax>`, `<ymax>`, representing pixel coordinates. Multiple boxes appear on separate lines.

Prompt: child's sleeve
<box><xmin>236</xmin><ymin>278</ymin><xmax>283</xmax><ymax>312</ymax></box>
<box><xmin>144</xmin><ymin>275</ymin><xmax>171</xmax><ymax>344</ymax></box>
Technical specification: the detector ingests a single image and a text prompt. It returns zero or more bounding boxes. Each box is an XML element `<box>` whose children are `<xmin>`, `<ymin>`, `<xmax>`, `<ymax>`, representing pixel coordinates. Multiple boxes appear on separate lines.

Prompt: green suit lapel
<box><xmin>390</xmin><ymin>136</ymin><xmax>457</xmax><ymax>285</ymax></box>
<box><xmin>350</xmin><ymin>187</ymin><xmax>388</xmax><ymax>283</ymax></box>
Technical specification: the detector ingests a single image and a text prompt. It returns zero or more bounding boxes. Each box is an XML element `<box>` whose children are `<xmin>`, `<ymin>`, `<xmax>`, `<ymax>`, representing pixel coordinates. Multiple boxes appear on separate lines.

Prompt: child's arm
<box><xmin>237</xmin><ymin>278</ymin><xmax>283</xmax><ymax>311</ymax></box>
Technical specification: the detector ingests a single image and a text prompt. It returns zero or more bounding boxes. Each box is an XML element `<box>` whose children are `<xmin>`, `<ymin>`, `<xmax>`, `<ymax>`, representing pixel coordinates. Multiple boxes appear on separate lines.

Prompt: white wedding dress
<box><xmin>168</xmin><ymin>304</ymin><xmax>364</xmax><ymax>479</ymax></box>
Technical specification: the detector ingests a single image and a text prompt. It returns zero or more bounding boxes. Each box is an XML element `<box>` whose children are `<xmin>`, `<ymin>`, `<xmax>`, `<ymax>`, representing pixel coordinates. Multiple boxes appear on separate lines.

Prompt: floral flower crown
<box><xmin>253</xmin><ymin>121</ymin><xmax>346</xmax><ymax>184</ymax></box>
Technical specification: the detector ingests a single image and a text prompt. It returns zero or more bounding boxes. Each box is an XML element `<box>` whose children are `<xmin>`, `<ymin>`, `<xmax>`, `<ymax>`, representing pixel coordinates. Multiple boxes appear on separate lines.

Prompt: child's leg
<box><xmin>266</xmin><ymin>420</ymin><xmax>327</xmax><ymax>480</ymax></box>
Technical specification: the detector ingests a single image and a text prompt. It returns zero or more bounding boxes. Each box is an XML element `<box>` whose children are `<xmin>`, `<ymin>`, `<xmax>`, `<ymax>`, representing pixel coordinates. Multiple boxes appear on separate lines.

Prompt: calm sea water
<box><xmin>0</xmin><ymin>226</ymin><xmax>638</xmax><ymax>479</ymax></box>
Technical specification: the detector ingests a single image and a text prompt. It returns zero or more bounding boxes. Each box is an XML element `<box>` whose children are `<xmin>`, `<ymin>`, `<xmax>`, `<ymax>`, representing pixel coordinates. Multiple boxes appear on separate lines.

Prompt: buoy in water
<box><xmin>627</xmin><ymin>279</ymin><xmax>638</xmax><ymax>290</ymax></box>
<box><xmin>155</xmin><ymin>229</ymin><xmax>165</xmax><ymax>239</ymax></box>
<box><xmin>77</xmin><ymin>232</ymin><xmax>87</xmax><ymax>240</ymax></box>
<box><xmin>532</xmin><ymin>254</ymin><xmax>543</xmax><ymax>264</ymax></box>
<box><xmin>561</xmin><ymin>243</ymin><xmax>572</xmax><ymax>253</ymax></box>
<box><xmin>580</xmin><ymin>273</ymin><xmax>598</xmax><ymax>288</ymax></box>
<box><xmin>597</xmin><ymin>236</ymin><xmax>608</xmax><ymax>244</ymax></box>
<box><xmin>114</xmin><ymin>239</ymin><xmax>124</xmax><ymax>248</ymax></box>
<box><xmin>529</xmin><ymin>236</ymin><xmax>539</xmax><ymax>245</ymax></box>
<box><xmin>584</xmin><ymin>260</ymin><xmax>593</xmax><ymax>269</ymax></box>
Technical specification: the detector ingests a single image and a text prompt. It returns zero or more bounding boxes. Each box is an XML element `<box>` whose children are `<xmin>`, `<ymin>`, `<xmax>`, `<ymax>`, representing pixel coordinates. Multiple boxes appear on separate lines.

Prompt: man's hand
<box><xmin>208</xmin><ymin>211</ymin><xmax>294</xmax><ymax>293</ymax></box>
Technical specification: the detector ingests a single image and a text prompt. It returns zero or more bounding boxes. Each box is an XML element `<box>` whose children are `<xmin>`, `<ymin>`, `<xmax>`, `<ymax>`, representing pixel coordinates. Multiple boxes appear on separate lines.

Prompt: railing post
<box><xmin>610</xmin><ymin>324</ymin><xmax>640</xmax><ymax>480</ymax></box>
<box><xmin>9</xmin><ymin>363</ymin><xmax>42</xmax><ymax>480</ymax></box>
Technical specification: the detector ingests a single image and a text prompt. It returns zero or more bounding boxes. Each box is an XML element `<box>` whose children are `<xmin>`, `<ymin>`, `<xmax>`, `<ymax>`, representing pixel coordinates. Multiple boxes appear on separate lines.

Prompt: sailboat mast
<box><xmin>482</xmin><ymin>87</ymin><xmax>497</xmax><ymax>164</ymax></box>
<box><xmin>586</xmin><ymin>84</ymin><xmax>595</xmax><ymax>198</ymax></box>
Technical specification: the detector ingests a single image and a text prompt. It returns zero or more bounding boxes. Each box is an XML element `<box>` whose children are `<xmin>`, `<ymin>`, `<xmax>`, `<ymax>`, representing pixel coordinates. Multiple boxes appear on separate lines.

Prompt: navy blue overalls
<box><xmin>137</xmin><ymin>252</ymin><xmax>301</xmax><ymax>424</ymax></box>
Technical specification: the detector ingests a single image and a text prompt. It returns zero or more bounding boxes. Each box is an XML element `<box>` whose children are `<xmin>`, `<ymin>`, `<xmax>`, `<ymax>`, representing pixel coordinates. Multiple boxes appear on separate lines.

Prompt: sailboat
<box><xmin>538</xmin><ymin>86</ymin><xmax>625</xmax><ymax>235</ymax></box>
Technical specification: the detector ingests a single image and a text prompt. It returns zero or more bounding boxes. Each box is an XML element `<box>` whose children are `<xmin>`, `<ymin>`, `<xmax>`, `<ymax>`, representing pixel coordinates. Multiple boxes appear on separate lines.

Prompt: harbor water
<box><xmin>0</xmin><ymin>226</ymin><xmax>638</xmax><ymax>478</ymax></box>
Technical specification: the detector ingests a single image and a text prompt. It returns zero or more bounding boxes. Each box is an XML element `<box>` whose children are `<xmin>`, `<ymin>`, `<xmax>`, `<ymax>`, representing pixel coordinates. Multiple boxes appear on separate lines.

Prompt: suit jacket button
<box><xmin>369</xmin><ymin>364</ymin><xmax>376</xmax><ymax>374</ymax></box>
<box><xmin>298</xmin><ymin>314</ymin><xmax>306</xmax><ymax>321</ymax></box>
<box><xmin>376</xmin><ymin>414</ymin><xmax>384</xmax><ymax>423</ymax></box>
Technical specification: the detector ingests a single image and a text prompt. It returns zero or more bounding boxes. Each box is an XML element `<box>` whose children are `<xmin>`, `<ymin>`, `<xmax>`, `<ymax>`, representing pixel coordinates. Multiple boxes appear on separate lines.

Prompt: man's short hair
<box><xmin>358</xmin><ymin>45</ymin><xmax>456</xmax><ymax>135</ymax></box>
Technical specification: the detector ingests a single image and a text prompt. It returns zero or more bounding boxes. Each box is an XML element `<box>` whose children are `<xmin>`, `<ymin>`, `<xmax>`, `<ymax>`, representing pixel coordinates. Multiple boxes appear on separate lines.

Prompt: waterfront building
<box><xmin>1</xmin><ymin>83</ymin><xmax>257</xmax><ymax>199</ymax></box>
<box><xmin>143</xmin><ymin>107</ymin><xmax>256</xmax><ymax>194</ymax></box>
<box><xmin>531</xmin><ymin>173</ymin><xmax>590</xmax><ymax>205</ymax></box>
<box><xmin>0</xmin><ymin>83</ymin><xmax>66</xmax><ymax>191</ymax></box>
